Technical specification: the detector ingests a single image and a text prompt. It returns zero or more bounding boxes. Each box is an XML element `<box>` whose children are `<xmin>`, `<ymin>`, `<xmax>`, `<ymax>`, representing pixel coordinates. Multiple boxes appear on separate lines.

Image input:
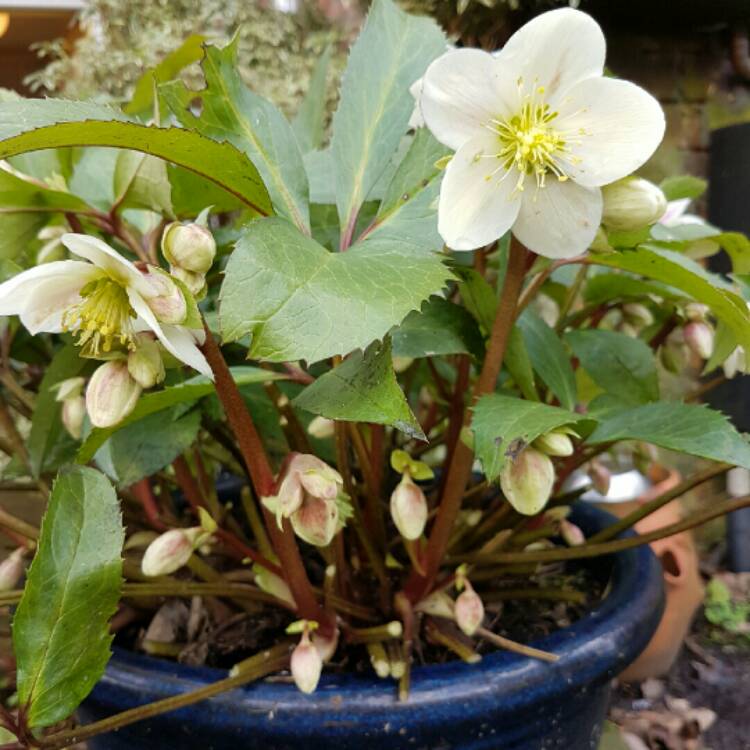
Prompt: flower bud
<box><xmin>415</xmin><ymin>590</ymin><xmax>455</xmax><ymax>619</ymax></box>
<box><xmin>85</xmin><ymin>360</ymin><xmax>142</xmax><ymax>428</ymax></box>
<box><xmin>270</xmin><ymin>454</ymin><xmax>344</xmax><ymax>524</ymax></box>
<box><xmin>61</xmin><ymin>395</ymin><xmax>86</xmax><ymax>440</ymax></box>
<box><xmin>53</xmin><ymin>376</ymin><xmax>85</xmax><ymax>402</ymax></box>
<box><xmin>533</xmin><ymin>430</ymin><xmax>574</xmax><ymax>457</ymax></box>
<box><xmin>141</xmin><ymin>526</ymin><xmax>205</xmax><ymax>577</ymax></box>
<box><xmin>291</xmin><ymin>631</ymin><xmax>323</xmax><ymax>694</ymax></box>
<box><xmin>589</xmin><ymin>226</ymin><xmax>614</xmax><ymax>254</ymax></box>
<box><xmin>683</xmin><ymin>321</ymin><xmax>714</xmax><ymax>360</ymax></box>
<box><xmin>142</xmin><ymin>268</ymin><xmax>188</xmax><ymax>325</ymax></box>
<box><xmin>170</xmin><ymin>265</ymin><xmax>207</xmax><ymax>299</ymax></box>
<box><xmin>291</xmin><ymin>495</ymin><xmax>339</xmax><ymax>547</ymax></box>
<box><xmin>455</xmin><ymin>585</ymin><xmax>484</xmax><ymax>636</ymax></box>
<box><xmin>0</xmin><ymin>547</ymin><xmax>26</xmax><ymax>591</ymax></box>
<box><xmin>500</xmin><ymin>447</ymin><xmax>555</xmax><ymax>516</ymax></box>
<box><xmin>601</xmin><ymin>177</ymin><xmax>667</xmax><ymax>231</ymax></box>
<box><xmin>723</xmin><ymin>347</ymin><xmax>747</xmax><ymax>379</ymax></box>
<box><xmin>161</xmin><ymin>222</ymin><xmax>217</xmax><ymax>274</ymax></box>
<box><xmin>390</xmin><ymin>474</ymin><xmax>428</xmax><ymax>540</ymax></box>
<box><xmin>588</xmin><ymin>460</ymin><xmax>611</xmax><ymax>497</ymax></box>
<box><xmin>37</xmin><ymin>225</ymin><xmax>66</xmax><ymax>263</ymax></box>
<box><xmin>560</xmin><ymin>519</ymin><xmax>585</xmax><ymax>547</ymax></box>
<box><xmin>660</xmin><ymin>336</ymin><xmax>687</xmax><ymax>374</ymax></box>
<box><xmin>127</xmin><ymin>335</ymin><xmax>165</xmax><ymax>389</ymax></box>
<box><xmin>684</xmin><ymin>302</ymin><xmax>710</xmax><ymax>323</ymax></box>
<box><xmin>307</xmin><ymin>415</ymin><xmax>335</xmax><ymax>439</ymax></box>
<box><xmin>622</xmin><ymin>303</ymin><xmax>654</xmax><ymax>328</ymax></box>
<box><xmin>253</xmin><ymin>564</ymin><xmax>296</xmax><ymax>608</ymax></box>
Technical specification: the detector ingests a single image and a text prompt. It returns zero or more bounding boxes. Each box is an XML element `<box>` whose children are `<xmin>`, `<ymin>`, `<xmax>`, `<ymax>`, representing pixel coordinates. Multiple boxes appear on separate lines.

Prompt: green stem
<box><xmin>36</xmin><ymin>645</ymin><xmax>291</xmax><ymax>750</ymax></box>
<box><xmin>476</xmin><ymin>626</ymin><xmax>559</xmax><ymax>663</ymax></box>
<box><xmin>587</xmin><ymin>463</ymin><xmax>729</xmax><ymax>544</ymax></box>
<box><xmin>455</xmin><ymin>492</ymin><xmax>750</xmax><ymax>565</ymax></box>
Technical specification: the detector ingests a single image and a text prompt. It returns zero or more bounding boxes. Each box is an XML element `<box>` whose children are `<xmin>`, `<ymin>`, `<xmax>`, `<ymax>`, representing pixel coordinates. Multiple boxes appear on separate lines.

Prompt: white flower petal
<box><xmin>555</xmin><ymin>77</ymin><xmax>665</xmax><ymax>188</ymax></box>
<box><xmin>0</xmin><ymin>260</ymin><xmax>98</xmax><ymax>334</ymax></box>
<box><xmin>659</xmin><ymin>198</ymin><xmax>691</xmax><ymax>226</ymax></box>
<box><xmin>421</xmin><ymin>49</ymin><xmax>521</xmax><ymax>151</ymax></box>
<box><xmin>512</xmin><ymin>180</ymin><xmax>602</xmax><ymax>259</ymax></box>
<box><xmin>438</xmin><ymin>133</ymin><xmax>522</xmax><ymax>251</ymax></box>
<box><xmin>128</xmin><ymin>289</ymin><xmax>212</xmax><ymax>378</ymax></box>
<box><xmin>499</xmin><ymin>8</ymin><xmax>605</xmax><ymax>103</ymax></box>
<box><xmin>62</xmin><ymin>233</ymin><xmax>144</xmax><ymax>287</ymax></box>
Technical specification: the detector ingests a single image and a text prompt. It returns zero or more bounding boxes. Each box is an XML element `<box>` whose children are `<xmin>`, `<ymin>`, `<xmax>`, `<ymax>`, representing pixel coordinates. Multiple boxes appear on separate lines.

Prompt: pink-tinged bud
<box><xmin>127</xmin><ymin>335</ymin><xmax>165</xmax><ymax>389</ymax></box>
<box><xmin>684</xmin><ymin>302</ymin><xmax>710</xmax><ymax>322</ymax></box>
<box><xmin>291</xmin><ymin>631</ymin><xmax>323</xmax><ymax>694</ymax></box>
<box><xmin>170</xmin><ymin>265</ymin><xmax>206</xmax><ymax>298</ymax></box>
<box><xmin>455</xmin><ymin>585</ymin><xmax>484</xmax><ymax>636</ymax></box>
<box><xmin>61</xmin><ymin>395</ymin><xmax>86</xmax><ymax>440</ymax></box>
<box><xmin>683</xmin><ymin>321</ymin><xmax>714</xmax><ymax>360</ymax></box>
<box><xmin>307</xmin><ymin>416</ymin><xmax>335</xmax><ymax>439</ymax></box>
<box><xmin>272</xmin><ymin>453</ymin><xmax>344</xmax><ymax>523</ymax></box>
<box><xmin>500</xmin><ymin>447</ymin><xmax>555</xmax><ymax>516</ymax></box>
<box><xmin>161</xmin><ymin>222</ymin><xmax>216</xmax><ymax>275</ymax></box>
<box><xmin>390</xmin><ymin>474</ymin><xmax>428</xmax><ymax>540</ymax></box>
<box><xmin>723</xmin><ymin>347</ymin><xmax>747</xmax><ymax>379</ymax></box>
<box><xmin>533</xmin><ymin>430</ymin><xmax>574</xmax><ymax>457</ymax></box>
<box><xmin>313</xmin><ymin>628</ymin><xmax>339</xmax><ymax>664</ymax></box>
<box><xmin>588</xmin><ymin>460</ymin><xmax>611</xmax><ymax>497</ymax></box>
<box><xmin>0</xmin><ymin>547</ymin><xmax>26</xmax><ymax>591</ymax></box>
<box><xmin>141</xmin><ymin>268</ymin><xmax>188</xmax><ymax>325</ymax></box>
<box><xmin>560</xmin><ymin>520</ymin><xmax>585</xmax><ymax>547</ymax></box>
<box><xmin>141</xmin><ymin>527</ymin><xmax>204</xmax><ymax>577</ymax></box>
<box><xmin>291</xmin><ymin>495</ymin><xmax>339</xmax><ymax>547</ymax></box>
<box><xmin>85</xmin><ymin>360</ymin><xmax>142</xmax><ymax>428</ymax></box>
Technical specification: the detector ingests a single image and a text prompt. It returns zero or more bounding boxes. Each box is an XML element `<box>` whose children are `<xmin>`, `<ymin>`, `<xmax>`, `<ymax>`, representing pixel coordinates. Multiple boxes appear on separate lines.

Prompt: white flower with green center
<box><xmin>0</xmin><ymin>233</ymin><xmax>211</xmax><ymax>376</ymax></box>
<box><xmin>418</xmin><ymin>8</ymin><xmax>665</xmax><ymax>258</ymax></box>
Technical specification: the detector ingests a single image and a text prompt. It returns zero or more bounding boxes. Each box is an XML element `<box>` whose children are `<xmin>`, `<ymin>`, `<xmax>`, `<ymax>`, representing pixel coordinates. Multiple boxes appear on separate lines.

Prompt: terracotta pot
<box><xmin>603</xmin><ymin>470</ymin><xmax>704</xmax><ymax>681</ymax></box>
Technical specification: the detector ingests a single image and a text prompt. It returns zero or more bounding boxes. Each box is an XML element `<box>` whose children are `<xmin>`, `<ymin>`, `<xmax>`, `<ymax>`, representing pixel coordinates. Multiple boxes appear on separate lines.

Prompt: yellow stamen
<box><xmin>62</xmin><ymin>277</ymin><xmax>137</xmax><ymax>358</ymax></box>
<box><xmin>483</xmin><ymin>84</ymin><xmax>581</xmax><ymax>196</ymax></box>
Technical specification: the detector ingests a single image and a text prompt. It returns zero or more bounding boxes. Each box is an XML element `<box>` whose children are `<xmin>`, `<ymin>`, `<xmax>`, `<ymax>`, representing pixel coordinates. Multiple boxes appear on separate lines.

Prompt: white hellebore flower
<box><xmin>0</xmin><ymin>233</ymin><xmax>211</xmax><ymax>377</ymax></box>
<box><xmin>418</xmin><ymin>8</ymin><xmax>665</xmax><ymax>257</ymax></box>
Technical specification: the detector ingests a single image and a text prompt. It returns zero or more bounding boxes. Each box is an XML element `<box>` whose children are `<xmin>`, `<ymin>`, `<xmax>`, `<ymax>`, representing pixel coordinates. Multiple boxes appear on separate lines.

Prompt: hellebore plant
<box><xmin>1</xmin><ymin>2</ymin><xmax>750</xmax><ymax>747</ymax></box>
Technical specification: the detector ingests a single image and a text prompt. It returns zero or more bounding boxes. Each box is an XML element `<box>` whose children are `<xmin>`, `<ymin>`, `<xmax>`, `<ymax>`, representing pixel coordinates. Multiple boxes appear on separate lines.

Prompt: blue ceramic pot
<box><xmin>80</xmin><ymin>503</ymin><xmax>664</xmax><ymax>750</ymax></box>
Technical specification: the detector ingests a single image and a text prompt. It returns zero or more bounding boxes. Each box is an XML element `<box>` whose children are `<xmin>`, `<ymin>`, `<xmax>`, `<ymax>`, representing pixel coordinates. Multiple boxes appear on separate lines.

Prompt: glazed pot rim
<box><xmin>102</xmin><ymin>502</ymin><xmax>664</xmax><ymax>714</ymax></box>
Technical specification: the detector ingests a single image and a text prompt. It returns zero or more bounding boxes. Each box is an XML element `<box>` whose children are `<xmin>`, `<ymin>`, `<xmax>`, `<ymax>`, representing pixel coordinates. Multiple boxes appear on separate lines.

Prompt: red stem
<box><xmin>200</xmin><ymin>325</ymin><xmax>329</xmax><ymax>629</ymax></box>
<box><xmin>403</xmin><ymin>238</ymin><xmax>530</xmax><ymax>602</ymax></box>
<box><xmin>130</xmin><ymin>479</ymin><xmax>167</xmax><ymax>531</ymax></box>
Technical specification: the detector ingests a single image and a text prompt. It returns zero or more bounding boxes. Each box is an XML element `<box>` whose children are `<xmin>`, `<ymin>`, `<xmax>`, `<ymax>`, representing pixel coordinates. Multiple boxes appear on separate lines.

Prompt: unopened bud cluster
<box><xmin>263</xmin><ymin>453</ymin><xmax>346</xmax><ymax>547</ymax></box>
<box><xmin>161</xmin><ymin>218</ymin><xmax>216</xmax><ymax>300</ymax></box>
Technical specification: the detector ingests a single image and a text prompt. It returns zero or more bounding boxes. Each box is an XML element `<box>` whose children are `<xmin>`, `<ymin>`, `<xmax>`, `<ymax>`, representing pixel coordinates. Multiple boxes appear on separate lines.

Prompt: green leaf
<box><xmin>13</xmin><ymin>467</ymin><xmax>123</xmax><ymax>729</ymax></box>
<box><xmin>583</xmin><ymin>273</ymin><xmax>686</xmax><ymax>305</ymax></box>
<box><xmin>598</xmin><ymin>721</ymin><xmax>629</xmax><ymax>750</ymax></box>
<box><xmin>77</xmin><ymin>366</ymin><xmax>275</xmax><ymax>464</ymax></box>
<box><xmin>703</xmin><ymin>321</ymin><xmax>738</xmax><ymax>374</ymax></box>
<box><xmin>292</xmin><ymin>46</ymin><xmax>332</xmax><ymax>154</ymax></box>
<box><xmin>516</xmin><ymin>310</ymin><xmax>577</xmax><ymax>410</ymax></box>
<box><xmin>587</xmin><ymin>401</ymin><xmax>750</xmax><ymax>469</ymax></box>
<box><xmin>125</xmin><ymin>34</ymin><xmax>206</xmax><ymax>116</ymax></box>
<box><xmin>0</xmin><ymin>166</ymin><xmax>89</xmax><ymax>260</ymax></box>
<box><xmin>95</xmin><ymin>407</ymin><xmax>201</xmax><ymax>487</ymax></box>
<box><xmin>504</xmin><ymin>325</ymin><xmax>539</xmax><ymax>401</ymax></box>
<box><xmin>716</xmin><ymin>231</ymin><xmax>750</xmax><ymax>273</ymax></box>
<box><xmin>0</xmin><ymin>99</ymin><xmax>272</xmax><ymax>215</ymax></box>
<box><xmin>161</xmin><ymin>39</ymin><xmax>308</xmax><ymax>231</ymax></box>
<box><xmin>68</xmin><ymin>147</ymin><xmax>119</xmax><ymax>210</ymax></box>
<box><xmin>650</xmin><ymin>221</ymin><xmax>719</xmax><ymax>243</ymax></box>
<box><xmin>293</xmin><ymin>339</ymin><xmax>424</xmax><ymax>439</ymax></box>
<box><xmin>472</xmin><ymin>394</ymin><xmax>586</xmax><ymax>481</ymax></box>
<box><xmin>566</xmin><ymin>329</ymin><xmax>659</xmax><ymax>405</ymax></box>
<box><xmin>219</xmin><ymin>216</ymin><xmax>451</xmax><ymax>363</ymax></box>
<box><xmin>659</xmin><ymin>175</ymin><xmax>707</xmax><ymax>201</ymax></box>
<box><xmin>28</xmin><ymin>346</ymin><xmax>88</xmax><ymax>478</ymax></box>
<box><xmin>167</xmin><ymin>165</ymin><xmax>243</xmax><ymax>217</ymax></box>
<box><xmin>362</xmin><ymin>128</ymin><xmax>449</xmax><ymax>250</ymax></box>
<box><xmin>113</xmin><ymin>150</ymin><xmax>173</xmax><ymax>216</ymax></box>
<box><xmin>592</xmin><ymin>246</ymin><xmax>750</xmax><ymax>352</ymax></box>
<box><xmin>304</xmin><ymin>149</ymin><xmax>335</xmax><ymax>204</ymax></box>
<box><xmin>331</xmin><ymin>0</ymin><xmax>446</xmax><ymax>238</ymax></box>
<box><xmin>391</xmin><ymin>296</ymin><xmax>484</xmax><ymax>360</ymax></box>
<box><xmin>455</xmin><ymin>266</ymin><xmax>497</xmax><ymax>334</ymax></box>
